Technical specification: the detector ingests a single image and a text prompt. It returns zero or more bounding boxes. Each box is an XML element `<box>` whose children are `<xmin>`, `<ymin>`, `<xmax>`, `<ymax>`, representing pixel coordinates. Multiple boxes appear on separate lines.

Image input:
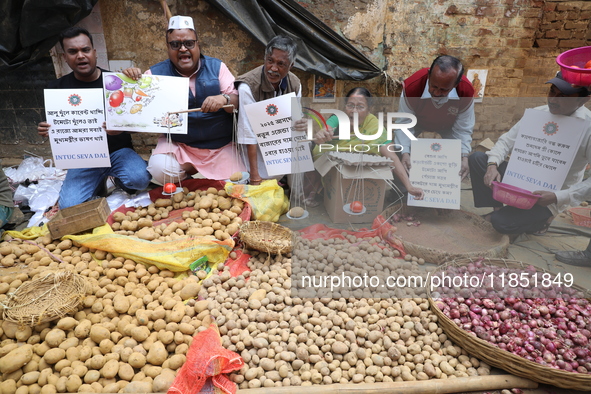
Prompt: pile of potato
<box><xmin>200</xmin><ymin>234</ymin><xmax>490</xmax><ymax>389</ymax></box>
<box><xmin>0</xmin><ymin>237</ymin><xmax>206</xmax><ymax>393</ymax></box>
<box><xmin>0</xmin><ymin>191</ymin><xmax>490</xmax><ymax>393</ymax></box>
<box><xmin>110</xmin><ymin>187</ymin><xmax>244</xmax><ymax>242</ymax></box>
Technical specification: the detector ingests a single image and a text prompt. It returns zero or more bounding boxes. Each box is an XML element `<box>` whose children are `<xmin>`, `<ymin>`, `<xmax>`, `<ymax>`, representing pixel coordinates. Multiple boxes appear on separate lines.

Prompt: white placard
<box><xmin>503</xmin><ymin>108</ymin><xmax>588</xmax><ymax>192</ymax></box>
<box><xmin>44</xmin><ymin>89</ymin><xmax>110</xmax><ymax>169</ymax></box>
<box><xmin>103</xmin><ymin>72</ymin><xmax>189</xmax><ymax>134</ymax></box>
<box><xmin>243</xmin><ymin>93</ymin><xmax>314</xmax><ymax>176</ymax></box>
<box><xmin>407</xmin><ymin>139</ymin><xmax>462</xmax><ymax>209</ymax></box>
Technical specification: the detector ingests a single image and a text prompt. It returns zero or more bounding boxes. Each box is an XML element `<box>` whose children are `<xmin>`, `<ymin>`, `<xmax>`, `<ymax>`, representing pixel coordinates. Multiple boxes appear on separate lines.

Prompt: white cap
<box><xmin>168</xmin><ymin>16</ymin><xmax>194</xmax><ymax>30</ymax></box>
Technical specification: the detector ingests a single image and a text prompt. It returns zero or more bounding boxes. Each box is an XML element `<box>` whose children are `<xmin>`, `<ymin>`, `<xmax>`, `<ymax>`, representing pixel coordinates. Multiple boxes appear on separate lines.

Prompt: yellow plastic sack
<box><xmin>3</xmin><ymin>224</ymin><xmax>49</xmax><ymax>240</ymax></box>
<box><xmin>225</xmin><ymin>179</ymin><xmax>288</xmax><ymax>222</ymax></box>
<box><xmin>66</xmin><ymin>224</ymin><xmax>234</xmax><ymax>272</ymax></box>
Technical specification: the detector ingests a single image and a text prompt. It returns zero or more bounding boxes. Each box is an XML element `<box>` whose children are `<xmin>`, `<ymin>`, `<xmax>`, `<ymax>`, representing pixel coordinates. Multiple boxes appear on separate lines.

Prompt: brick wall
<box><xmin>0</xmin><ymin>57</ymin><xmax>56</xmax><ymax>166</ymax></box>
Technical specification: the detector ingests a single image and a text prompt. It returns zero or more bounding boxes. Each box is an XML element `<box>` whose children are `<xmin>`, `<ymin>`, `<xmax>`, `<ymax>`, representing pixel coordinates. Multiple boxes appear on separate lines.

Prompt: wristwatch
<box><xmin>222</xmin><ymin>93</ymin><xmax>231</xmax><ymax>105</ymax></box>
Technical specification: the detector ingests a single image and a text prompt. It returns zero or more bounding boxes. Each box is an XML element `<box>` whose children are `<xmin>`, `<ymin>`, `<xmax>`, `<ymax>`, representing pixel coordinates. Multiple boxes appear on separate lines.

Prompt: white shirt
<box><xmin>487</xmin><ymin>105</ymin><xmax>591</xmax><ymax>215</ymax></box>
<box><xmin>394</xmin><ymin>80</ymin><xmax>475</xmax><ymax>155</ymax></box>
<box><xmin>237</xmin><ymin>82</ymin><xmax>302</xmax><ymax>179</ymax></box>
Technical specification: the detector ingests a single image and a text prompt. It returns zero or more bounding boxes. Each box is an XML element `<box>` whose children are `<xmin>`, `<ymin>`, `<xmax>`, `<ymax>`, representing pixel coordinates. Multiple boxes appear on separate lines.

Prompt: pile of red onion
<box><xmin>433</xmin><ymin>261</ymin><xmax>591</xmax><ymax>374</ymax></box>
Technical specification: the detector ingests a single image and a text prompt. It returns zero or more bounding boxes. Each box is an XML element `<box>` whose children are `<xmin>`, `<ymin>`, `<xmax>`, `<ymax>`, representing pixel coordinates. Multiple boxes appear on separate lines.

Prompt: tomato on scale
<box><xmin>163</xmin><ymin>183</ymin><xmax>177</xmax><ymax>194</ymax></box>
<box><xmin>350</xmin><ymin>201</ymin><xmax>363</xmax><ymax>213</ymax></box>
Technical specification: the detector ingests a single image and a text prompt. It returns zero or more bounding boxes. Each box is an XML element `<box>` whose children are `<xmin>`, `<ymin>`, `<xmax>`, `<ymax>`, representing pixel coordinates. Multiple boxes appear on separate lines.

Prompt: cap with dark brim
<box><xmin>546</xmin><ymin>71</ymin><xmax>590</xmax><ymax>96</ymax></box>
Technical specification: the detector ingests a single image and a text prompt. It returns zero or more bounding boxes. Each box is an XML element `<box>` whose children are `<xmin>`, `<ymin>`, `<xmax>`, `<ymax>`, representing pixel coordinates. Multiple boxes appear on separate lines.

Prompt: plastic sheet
<box><xmin>0</xmin><ymin>0</ymin><xmax>97</xmax><ymax>69</ymax></box>
<box><xmin>205</xmin><ymin>0</ymin><xmax>381</xmax><ymax>80</ymax></box>
<box><xmin>225</xmin><ymin>179</ymin><xmax>288</xmax><ymax>222</ymax></box>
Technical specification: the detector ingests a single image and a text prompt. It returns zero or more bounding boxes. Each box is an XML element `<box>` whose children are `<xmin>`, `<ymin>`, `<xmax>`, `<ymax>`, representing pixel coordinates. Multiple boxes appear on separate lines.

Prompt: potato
<box><xmin>122</xmin><ymin>381</ymin><xmax>153</xmax><ymax>393</ymax></box>
<box><xmin>112</xmin><ymin>212</ymin><xmax>127</xmax><ymax>222</ymax></box>
<box><xmin>146</xmin><ymin>341</ymin><xmax>167</xmax><ymax>366</ymax></box>
<box><xmin>226</xmin><ymin>223</ymin><xmax>239</xmax><ymax>235</ymax></box>
<box><xmin>155</xmin><ymin>198</ymin><xmax>172</xmax><ymax>208</ymax></box>
<box><xmin>137</xmin><ymin>218</ymin><xmax>153</xmax><ymax>229</ymax></box>
<box><xmin>0</xmin><ymin>344</ymin><xmax>33</xmax><ymax>373</ymax></box>
<box><xmin>101</xmin><ymin>359</ymin><xmax>119</xmax><ymax>379</ymax></box>
<box><xmin>179</xmin><ymin>282</ymin><xmax>201</xmax><ymax>301</ymax></box>
<box><xmin>113</xmin><ymin>294</ymin><xmax>130</xmax><ymax>314</ymax></box>
<box><xmin>118</xmin><ymin>363</ymin><xmax>135</xmax><ymax>381</ymax></box>
<box><xmin>43</xmin><ymin>348</ymin><xmax>65</xmax><ymax>365</ymax></box>
<box><xmin>137</xmin><ymin>227</ymin><xmax>159</xmax><ymax>241</ymax></box>
<box><xmin>0</xmin><ymin>380</ymin><xmax>17</xmax><ymax>394</ymax></box>
<box><xmin>57</xmin><ymin>239</ymin><xmax>72</xmax><ymax>250</ymax></box>
<box><xmin>45</xmin><ymin>329</ymin><xmax>66</xmax><ymax>347</ymax></box>
<box><xmin>65</xmin><ymin>375</ymin><xmax>82</xmax><ymax>392</ymax></box>
<box><xmin>74</xmin><ymin>320</ymin><xmax>92</xmax><ymax>339</ymax></box>
<box><xmin>56</xmin><ymin>317</ymin><xmax>78</xmax><ymax>331</ymax></box>
<box><xmin>89</xmin><ymin>325</ymin><xmax>110</xmax><ymax>343</ymax></box>
<box><xmin>131</xmin><ymin>326</ymin><xmax>150</xmax><ymax>342</ymax></box>
<box><xmin>199</xmin><ymin>197</ymin><xmax>213</xmax><ymax>210</ymax></box>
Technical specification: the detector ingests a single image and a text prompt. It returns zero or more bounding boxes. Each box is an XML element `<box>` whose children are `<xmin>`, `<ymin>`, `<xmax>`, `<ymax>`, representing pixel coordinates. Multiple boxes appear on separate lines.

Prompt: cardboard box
<box><xmin>315</xmin><ymin>153</ymin><xmax>393</xmax><ymax>224</ymax></box>
<box><xmin>48</xmin><ymin>198</ymin><xmax>111</xmax><ymax>239</ymax></box>
<box><xmin>474</xmin><ymin>138</ymin><xmax>495</xmax><ymax>152</ymax></box>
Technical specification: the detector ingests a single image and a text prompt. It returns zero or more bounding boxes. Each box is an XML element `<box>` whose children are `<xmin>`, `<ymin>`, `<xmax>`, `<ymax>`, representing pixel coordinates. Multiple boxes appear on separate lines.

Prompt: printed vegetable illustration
<box><xmin>109</xmin><ymin>90</ymin><xmax>124</xmax><ymax>107</ymax></box>
<box><xmin>104</xmin><ymin>74</ymin><xmax>123</xmax><ymax>91</ymax></box>
<box><xmin>130</xmin><ymin>104</ymin><xmax>143</xmax><ymax>114</ymax></box>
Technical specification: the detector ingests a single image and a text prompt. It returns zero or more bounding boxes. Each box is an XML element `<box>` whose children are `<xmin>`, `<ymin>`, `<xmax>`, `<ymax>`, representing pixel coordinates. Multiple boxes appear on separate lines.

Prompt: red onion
<box><xmin>435</xmin><ymin>263</ymin><xmax>591</xmax><ymax>374</ymax></box>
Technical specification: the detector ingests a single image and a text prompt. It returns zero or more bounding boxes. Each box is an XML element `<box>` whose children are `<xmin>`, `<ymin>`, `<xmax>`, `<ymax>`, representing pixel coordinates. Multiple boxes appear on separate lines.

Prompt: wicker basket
<box><xmin>427</xmin><ymin>258</ymin><xmax>591</xmax><ymax>390</ymax></box>
<box><xmin>381</xmin><ymin>204</ymin><xmax>509</xmax><ymax>264</ymax></box>
<box><xmin>239</xmin><ymin>221</ymin><xmax>292</xmax><ymax>255</ymax></box>
<box><xmin>2</xmin><ymin>271</ymin><xmax>89</xmax><ymax>327</ymax></box>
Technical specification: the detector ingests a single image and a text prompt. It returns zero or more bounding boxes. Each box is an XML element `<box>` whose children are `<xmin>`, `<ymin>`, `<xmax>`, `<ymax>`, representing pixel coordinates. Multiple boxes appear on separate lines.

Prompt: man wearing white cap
<box><xmin>124</xmin><ymin>16</ymin><xmax>243</xmax><ymax>184</ymax></box>
<box><xmin>469</xmin><ymin>72</ymin><xmax>591</xmax><ymax>235</ymax></box>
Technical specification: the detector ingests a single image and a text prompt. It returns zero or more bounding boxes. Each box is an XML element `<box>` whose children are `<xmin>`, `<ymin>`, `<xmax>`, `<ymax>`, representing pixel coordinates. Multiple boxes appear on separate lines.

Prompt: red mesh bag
<box><xmin>168</xmin><ymin>325</ymin><xmax>244</xmax><ymax>394</ymax></box>
<box><xmin>224</xmin><ymin>249</ymin><xmax>251</xmax><ymax>277</ymax></box>
<box><xmin>298</xmin><ymin>215</ymin><xmax>405</xmax><ymax>257</ymax></box>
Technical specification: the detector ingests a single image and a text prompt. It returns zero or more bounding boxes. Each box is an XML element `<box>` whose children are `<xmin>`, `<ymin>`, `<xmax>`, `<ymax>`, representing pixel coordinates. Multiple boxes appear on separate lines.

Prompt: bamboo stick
<box><xmin>236</xmin><ymin>374</ymin><xmax>538</xmax><ymax>394</ymax></box>
<box><xmin>168</xmin><ymin>104</ymin><xmax>235</xmax><ymax>115</ymax></box>
<box><xmin>158</xmin><ymin>0</ymin><xmax>172</xmax><ymax>20</ymax></box>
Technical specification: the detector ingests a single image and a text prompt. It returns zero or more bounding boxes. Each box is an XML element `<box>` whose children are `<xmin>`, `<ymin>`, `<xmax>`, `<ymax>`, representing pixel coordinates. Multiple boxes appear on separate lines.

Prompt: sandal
<box><xmin>304</xmin><ymin>191</ymin><xmax>321</xmax><ymax>208</ymax></box>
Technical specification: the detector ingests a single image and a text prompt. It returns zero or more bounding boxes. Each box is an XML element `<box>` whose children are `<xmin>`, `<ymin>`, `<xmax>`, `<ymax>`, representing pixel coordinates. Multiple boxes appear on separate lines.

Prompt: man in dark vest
<box><xmin>234</xmin><ymin>36</ymin><xmax>307</xmax><ymax>185</ymax></box>
<box><xmin>123</xmin><ymin>16</ymin><xmax>244</xmax><ymax>184</ymax></box>
<box><xmin>393</xmin><ymin>55</ymin><xmax>475</xmax><ymax>180</ymax></box>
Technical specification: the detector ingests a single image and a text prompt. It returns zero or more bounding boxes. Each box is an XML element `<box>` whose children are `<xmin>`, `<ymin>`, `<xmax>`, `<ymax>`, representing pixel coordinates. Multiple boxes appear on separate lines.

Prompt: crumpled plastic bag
<box><xmin>4</xmin><ymin>156</ymin><xmax>65</xmax><ymax>184</ymax></box>
<box><xmin>14</xmin><ymin>179</ymin><xmax>63</xmax><ymax>227</ymax></box>
<box><xmin>225</xmin><ymin>179</ymin><xmax>288</xmax><ymax>222</ymax></box>
<box><xmin>66</xmin><ymin>224</ymin><xmax>234</xmax><ymax>273</ymax></box>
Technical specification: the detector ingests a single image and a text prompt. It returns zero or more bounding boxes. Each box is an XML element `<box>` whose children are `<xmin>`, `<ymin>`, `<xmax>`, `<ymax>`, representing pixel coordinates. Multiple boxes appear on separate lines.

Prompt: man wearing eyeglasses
<box><xmin>123</xmin><ymin>16</ymin><xmax>243</xmax><ymax>184</ymax></box>
<box><xmin>393</xmin><ymin>55</ymin><xmax>475</xmax><ymax>180</ymax></box>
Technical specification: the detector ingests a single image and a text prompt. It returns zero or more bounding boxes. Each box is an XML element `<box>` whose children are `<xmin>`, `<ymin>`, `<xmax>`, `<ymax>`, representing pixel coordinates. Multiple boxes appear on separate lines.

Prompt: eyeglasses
<box><xmin>345</xmin><ymin>103</ymin><xmax>367</xmax><ymax>111</ymax></box>
<box><xmin>168</xmin><ymin>40</ymin><xmax>197</xmax><ymax>50</ymax></box>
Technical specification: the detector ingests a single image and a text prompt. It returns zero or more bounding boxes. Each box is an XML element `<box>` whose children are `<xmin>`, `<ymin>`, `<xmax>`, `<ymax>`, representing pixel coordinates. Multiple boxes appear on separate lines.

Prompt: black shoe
<box><xmin>95</xmin><ymin>177</ymin><xmax>109</xmax><ymax>197</ymax></box>
<box><xmin>114</xmin><ymin>177</ymin><xmax>138</xmax><ymax>195</ymax></box>
<box><xmin>555</xmin><ymin>250</ymin><xmax>591</xmax><ymax>267</ymax></box>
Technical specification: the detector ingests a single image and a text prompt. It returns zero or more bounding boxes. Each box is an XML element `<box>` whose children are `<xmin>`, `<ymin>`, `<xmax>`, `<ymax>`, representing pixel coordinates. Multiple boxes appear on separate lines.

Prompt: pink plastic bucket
<box><xmin>491</xmin><ymin>181</ymin><xmax>540</xmax><ymax>210</ymax></box>
<box><xmin>556</xmin><ymin>46</ymin><xmax>591</xmax><ymax>86</ymax></box>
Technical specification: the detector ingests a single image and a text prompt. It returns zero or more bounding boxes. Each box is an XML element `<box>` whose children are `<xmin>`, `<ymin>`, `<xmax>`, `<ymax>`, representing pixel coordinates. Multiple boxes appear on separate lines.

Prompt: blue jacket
<box><xmin>150</xmin><ymin>55</ymin><xmax>233</xmax><ymax>149</ymax></box>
